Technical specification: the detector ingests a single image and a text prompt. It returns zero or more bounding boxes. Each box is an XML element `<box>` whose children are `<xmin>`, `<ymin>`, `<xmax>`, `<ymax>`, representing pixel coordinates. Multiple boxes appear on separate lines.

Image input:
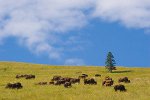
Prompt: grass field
<box><xmin>0</xmin><ymin>62</ymin><xmax>150</xmax><ymax>100</ymax></box>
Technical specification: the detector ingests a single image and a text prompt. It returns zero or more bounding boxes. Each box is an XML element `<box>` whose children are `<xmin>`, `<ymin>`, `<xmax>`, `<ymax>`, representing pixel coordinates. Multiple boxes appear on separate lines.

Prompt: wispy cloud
<box><xmin>94</xmin><ymin>0</ymin><xmax>150</xmax><ymax>29</ymax></box>
<box><xmin>65</xmin><ymin>58</ymin><xmax>85</xmax><ymax>66</ymax></box>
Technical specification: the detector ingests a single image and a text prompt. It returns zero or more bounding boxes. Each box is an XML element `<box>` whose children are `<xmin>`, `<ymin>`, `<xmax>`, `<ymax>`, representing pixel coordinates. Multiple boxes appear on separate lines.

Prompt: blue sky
<box><xmin>0</xmin><ymin>0</ymin><xmax>150</xmax><ymax>67</ymax></box>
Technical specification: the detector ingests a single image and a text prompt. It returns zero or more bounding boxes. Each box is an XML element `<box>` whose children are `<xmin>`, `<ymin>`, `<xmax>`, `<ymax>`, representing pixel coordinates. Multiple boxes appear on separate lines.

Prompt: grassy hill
<box><xmin>0</xmin><ymin>62</ymin><xmax>150</xmax><ymax>100</ymax></box>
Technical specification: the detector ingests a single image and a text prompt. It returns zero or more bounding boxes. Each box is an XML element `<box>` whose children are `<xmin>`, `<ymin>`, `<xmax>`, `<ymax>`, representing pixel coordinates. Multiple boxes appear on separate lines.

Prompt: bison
<box><xmin>16</xmin><ymin>74</ymin><xmax>35</xmax><ymax>79</ymax></box>
<box><xmin>82</xmin><ymin>74</ymin><xmax>88</xmax><ymax>77</ymax></box>
<box><xmin>54</xmin><ymin>80</ymin><xmax>65</xmax><ymax>85</ymax></box>
<box><xmin>49</xmin><ymin>81</ymin><xmax>54</xmax><ymax>85</ymax></box>
<box><xmin>84</xmin><ymin>78</ymin><xmax>97</xmax><ymax>85</ymax></box>
<box><xmin>36</xmin><ymin>82</ymin><xmax>47</xmax><ymax>85</ymax></box>
<box><xmin>95</xmin><ymin>74</ymin><xmax>101</xmax><ymax>77</ymax></box>
<box><xmin>16</xmin><ymin>74</ymin><xmax>28</xmax><ymax>79</ymax></box>
<box><xmin>70</xmin><ymin>78</ymin><xmax>80</xmax><ymax>84</ymax></box>
<box><xmin>114</xmin><ymin>84</ymin><xmax>126</xmax><ymax>92</ymax></box>
<box><xmin>25</xmin><ymin>75</ymin><xmax>35</xmax><ymax>79</ymax></box>
<box><xmin>51</xmin><ymin>76</ymin><xmax>61</xmax><ymax>81</ymax></box>
<box><xmin>6</xmin><ymin>82</ymin><xmax>23</xmax><ymax>89</ymax></box>
<box><xmin>102</xmin><ymin>76</ymin><xmax>114</xmax><ymax>86</ymax></box>
<box><xmin>62</xmin><ymin>77</ymin><xmax>72</xmax><ymax>82</ymax></box>
<box><xmin>118</xmin><ymin>77</ymin><xmax>130</xmax><ymax>83</ymax></box>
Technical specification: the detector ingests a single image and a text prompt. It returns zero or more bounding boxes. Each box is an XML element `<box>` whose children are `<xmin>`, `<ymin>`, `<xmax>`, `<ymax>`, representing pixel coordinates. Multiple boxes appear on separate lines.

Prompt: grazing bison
<box><xmin>62</xmin><ymin>77</ymin><xmax>72</xmax><ymax>82</ymax></box>
<box><xmin>36</xmin><ymin>82</ymin><xmax>47</xmax><ymax>85</ymax></box>
<box><xmin>118</xmin><ymin>77</ymin><xmax>130</xmax><ymax>83</ymax></box>
<box><xmin>102</xmin><ymin>80</ymin><xmax>113</xmax><ymax>86</ymax></box>
<box><xmin>16</xmin><ymin>74</ymin><xmax>28</xmax><ymax>79</ymax></box>
<box><xmin>78</xmin><ymin>74</ymin><xmax>88</xmax><ymax>79</ymax></box>
<box><xmin>51</xmin><ymin>76</ymin><xmax>61</xmax><ymax>81</ymax></box>
<box><xmin>114</xmin><ymin>84</ymin><xmax>126</xmax><ymax>92</ymax></box>
<box><xmin>54</xmin><ymin>80</ymin><xmax>66</xmax><ymax>85</ymax></box>
<box><xmin>78</xmin><ymin>75</ymin><xmax>86</xmax><ymax>79</ymax></box>
<box><xmin>82</xmin><ymin>74</ymin><xmax>88</xmax><ymax>77</ymax></box>
<box><xmin>49</xmin><ymin>81</ymin><xmax>54</xmax><ymax>85</ymax></box>
<box><xmin>70</xmin><ymin>78</ymin><xmax>80</xmax><ymax>84</ymax></box>
<box><xmin>95</xmin><ymin>74</ymin><xmax>101</xmax><ymax>77</ymax></box>
<box><xmin>16</xmin><ymin>74</ymin><xmax>35</xmax><ymax>79</ymax></box>
<box><xmin>6</xmin><ymin>82</ymin><xmax>23</xmax><ymax>89</ymax></box>
<box><xmin>102</xmin><ymin>76</ymin><xmax>114</xmax><ymax>86</ymax></box>
<box><xmin>64</xmin><ymin>82</ymin><xmax>72</xmax><ymax>88</ymax></box>
<box><xmin>84</xmin><ymin>78</ymin><xmax>97</xmax><ymax>85</ymax></box>
<box><xmin>25</xmin><ymin>75</ymin><xmax>35</xmax><ymax>79</ymax></box>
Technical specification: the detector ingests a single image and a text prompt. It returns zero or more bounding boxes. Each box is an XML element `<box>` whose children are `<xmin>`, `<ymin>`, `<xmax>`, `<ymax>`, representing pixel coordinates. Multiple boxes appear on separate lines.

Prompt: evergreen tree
<box><xmin>105</xmin><ymin>52</ymin><xmax>116</xmax><ymax>73</ymax></box>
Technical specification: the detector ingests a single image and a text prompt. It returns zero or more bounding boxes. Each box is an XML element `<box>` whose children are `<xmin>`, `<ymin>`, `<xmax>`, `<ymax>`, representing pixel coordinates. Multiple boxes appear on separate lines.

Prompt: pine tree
<box><xmin>105</xmin><ymin>52</ymin><xmax>116</xmax><ymax>73</ymax></box>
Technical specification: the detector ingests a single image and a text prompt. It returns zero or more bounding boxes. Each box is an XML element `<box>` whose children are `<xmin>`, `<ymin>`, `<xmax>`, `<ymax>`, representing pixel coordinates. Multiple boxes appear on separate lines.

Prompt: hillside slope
<box><xmin>0</xmin><ymin>62</ymin><xmax>150</xmax><ymax>100</ymax></box>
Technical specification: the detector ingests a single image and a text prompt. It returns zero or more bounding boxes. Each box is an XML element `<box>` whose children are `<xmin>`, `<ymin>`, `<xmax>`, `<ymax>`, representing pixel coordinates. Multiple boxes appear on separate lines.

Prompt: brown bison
<box><xmin>36</xmin><ymin>82</ymin><xmax>47</xmax><ymax>85</ymax></box>
<box><xmin>70</xmin><ymin>78</ymin><xmax>80</xmax><ymax>84</ymax></box>
<box><xmin>54</xmin><ymin>80</ymin><xmax>66</xmax><ymax>85</ymax></box>
<box><xmin>102</xmin><ymin>80</ymin><xmax>114</xmax><ymax>86</ymax></box>
<box><xmin>16</xmin><ymin>74</ymin><xmax>35</xmax><ymax>79</ymax></box>
<box><xmin>16</xmin><ymin>74</ymin><xmax>28</xmax><ymax>79</ymax></box>
<box><xmin>61</xmin><ymin>77</ymin><xmax>72</xmax><ymax>82</ymax></box>
<box><xmin>51</xmin><ymin>76</ymin><xmax>61</xmax><ymax>81</ymax></box>
<box><xmin>78</xmin><ymin>75</ymin><xmax>86</xmax><ymax>79</ymax></box>
<box><xmin>25</xmin><ymin>75</ymin><xmax>35</xmax><ymax>79</ymax></box>
<box><xmin>78</xmin><ymin>74</ymin><xmax>88</xmax><ymax>79</ymax></box>
<box><xmin>84</xmin><ymin>78</ymin><xmax>97</xmax><ymax>85</ymax></box>
<box><xmin>102</xmin><ymin>76</ymin><xmax>114</xmax><ymax>86</ymax></box>
<box><xmin>118</xmin><ymin>77</ymin><xmax>130</xmax><ymax>83</ymax></box>
<box><xmin>49</xmin><ymin>81</ymin><xmax>54</xmax><ymax>85</ymax></box>
<box><xmin>6</xmin><ymin>82</ymin><xmax>23</xmax><ymax>89</ymax></box>
<box><xmin>82</xmin><ymin>74</ymin><xmax>88</xmax><ymax>77</ymax></box>
<box><xmin>95</xmin><ymin>74</ymin><xmax>101</xmax><ymax>77</ymax></box>
<box><xmin>114</xmin><ymin>84</ymin><xmax>126</xmax><ymax>92</ymax></box>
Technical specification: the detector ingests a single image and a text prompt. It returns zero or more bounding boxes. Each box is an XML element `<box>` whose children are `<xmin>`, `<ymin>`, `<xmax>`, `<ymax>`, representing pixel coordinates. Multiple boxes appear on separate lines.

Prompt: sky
<box><xmin>0</xmin><ymin>0</ymin><xmax>150</xmax><ymax>67</ymax></box>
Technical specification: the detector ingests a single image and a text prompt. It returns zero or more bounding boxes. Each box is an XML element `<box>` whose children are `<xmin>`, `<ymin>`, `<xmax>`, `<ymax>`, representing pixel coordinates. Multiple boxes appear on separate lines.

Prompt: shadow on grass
<box><xmin>112</xmin><ymin>70</ymin><xmax>132</xmax><ymax>73</ymax></box>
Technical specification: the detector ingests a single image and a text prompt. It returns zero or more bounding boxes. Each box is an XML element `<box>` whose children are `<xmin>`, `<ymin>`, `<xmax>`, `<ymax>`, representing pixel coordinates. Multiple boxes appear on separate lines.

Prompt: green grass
<box><xmin>0</xmin><ymin>62</ymin><xmax>150</xmax><ymax>100</ymax></box>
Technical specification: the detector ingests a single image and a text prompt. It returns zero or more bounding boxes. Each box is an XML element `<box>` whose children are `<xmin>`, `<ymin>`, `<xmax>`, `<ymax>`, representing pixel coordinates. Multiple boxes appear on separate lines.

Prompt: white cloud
<box><xmin>65</xmin><ymin>58</ymin><xmax>85</xmax><ymax>66</ymax></box>
<box><xmin>94</xmin><ymin>0</ymin><xmax>150</xmax><ymax>29</ymax></box>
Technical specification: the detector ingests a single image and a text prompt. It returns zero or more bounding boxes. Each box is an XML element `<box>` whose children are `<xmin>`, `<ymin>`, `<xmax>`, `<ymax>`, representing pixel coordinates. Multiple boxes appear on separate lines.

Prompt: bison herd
<box><xmin>16</xmin><ymin>74</ymin><xmax>35</xmax><ymax>79</ymax></box>
<box><xmin>5</xmin><ymin>73</ymin><xmax>131</xmax><ymax>92</ymax></box>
